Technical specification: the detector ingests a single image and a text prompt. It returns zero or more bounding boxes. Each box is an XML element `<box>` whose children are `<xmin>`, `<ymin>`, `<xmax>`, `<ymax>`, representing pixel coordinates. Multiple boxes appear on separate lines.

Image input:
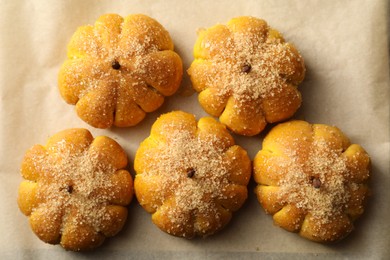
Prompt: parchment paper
<box><xmin>1</xmin><ymin>0</ymin><xmax>389</xmax><ymax>259</ymax></box>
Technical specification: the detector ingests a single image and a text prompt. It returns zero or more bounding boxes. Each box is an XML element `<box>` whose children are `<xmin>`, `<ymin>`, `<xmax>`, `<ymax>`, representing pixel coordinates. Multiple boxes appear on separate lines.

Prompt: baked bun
<box><xmin>17</xmin><ymin>128</ymin><xmax>133</xmax><ymax>251</ymax></box>
<box><xmin>134</xmin><ymin>111</ymin><xmax>251</xmax><ymax>238</ymax></box>
<box><xmin>58</xmin><ymin>14</ymin><xmax>183</xmax><ymax>128</ymax></box>
<box><xmin>253</xmin><ymin>120</ymin><xmax>370</xmax><ymax>242</ymax></box>
<box><xmin>188</xmin><ymin>16</ymin><xmax>305</xmax><ymax>136</ymax></box>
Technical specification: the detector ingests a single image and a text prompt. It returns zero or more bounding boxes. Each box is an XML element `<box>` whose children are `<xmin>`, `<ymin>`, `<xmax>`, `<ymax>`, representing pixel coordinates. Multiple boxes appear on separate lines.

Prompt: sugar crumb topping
<box><xmin>141</xmin><ymin>125</ymin><xmax>234</xmax><ymax>227</ymax></box>
<box><xmin>61</xmin><ymin>15</ymin><xmax>178</xmax><ymax>126</ymax></box>
<box><xmin>276</xmin><ymin>138</ymin><xmax>351</xmax><ymax>225</ymax></box>
<box><xmin>198</xmin><ymin>23</ymin><xmax>302</xmax><ymax>106</ymax></box>
<box><xmin>30</xmin><ymin>140</ymin><xmax>123</xmax><ymax>236</ymax></box>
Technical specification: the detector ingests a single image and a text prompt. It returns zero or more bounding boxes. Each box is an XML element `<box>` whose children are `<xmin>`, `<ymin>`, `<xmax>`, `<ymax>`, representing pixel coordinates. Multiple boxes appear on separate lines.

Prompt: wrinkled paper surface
<box><xmin>0</xmin><ymin>0</ymin><xmax>389</xmax><ymax>259</ymax></box>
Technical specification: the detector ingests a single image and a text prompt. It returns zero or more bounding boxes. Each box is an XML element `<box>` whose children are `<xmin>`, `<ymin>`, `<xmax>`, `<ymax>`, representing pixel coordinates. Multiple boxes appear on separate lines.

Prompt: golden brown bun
<box><xmin>188</xmin><ymin>16</ymin><xmax>305</xmax><ymax>136</ymax></box>
<box><xmin>253</xmin><ymin>120</ymin><xmax>370</xmax><ymax>242</ymax></box>
<box><xmin>134</xmin><ymin>111</ymin><xmax>251</xmax><ymax>238</ymax></box>
<box><xmin>18</xmin><ymin>128</ymin><xmax>133</xmax><ymax>251</ymax></box>
<box><xmin>58</xmin><ymin>14</ymin><xmax>183</xmax><ymax>128</ymax></box>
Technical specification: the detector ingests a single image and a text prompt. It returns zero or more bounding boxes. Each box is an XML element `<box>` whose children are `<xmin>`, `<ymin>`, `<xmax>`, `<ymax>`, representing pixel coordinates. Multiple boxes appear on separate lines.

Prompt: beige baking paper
<box><xmin>0</xmin><ymin>0</ymin><xmax>389</xmax><ymax>259</ymax></box>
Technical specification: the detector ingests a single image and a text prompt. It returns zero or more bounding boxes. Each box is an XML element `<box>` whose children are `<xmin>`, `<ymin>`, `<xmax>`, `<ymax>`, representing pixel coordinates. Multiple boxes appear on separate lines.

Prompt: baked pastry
<box><xmin>134</xmin><ymin>111</ymin><xmax>251</xmax><ymax>238</ymax></box>
<box><xmin>17</xmin><ymin>128</ymin><xmax>133</xmax><ymax>251</ymax></box>
<box><xmin>58</xmin><ymin>14</ymin><xmax>183</xmax><ymax>128</ymax></box>
<box><xmin>188</xmin><ymin>16</ymin><xmax>305</xmax><ymax>136</ymax></box>
<box><xmin>253</xmin><ymin>120</ymin><xmax>370</xmax><ymax>242</ymax></box>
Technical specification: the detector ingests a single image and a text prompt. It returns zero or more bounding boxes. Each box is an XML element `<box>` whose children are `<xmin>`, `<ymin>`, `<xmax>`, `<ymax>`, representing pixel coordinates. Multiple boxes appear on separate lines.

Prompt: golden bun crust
<box><xmin>188</xmin><ymin>16</ymin><xmax>305</xmax><ymax>136</ymax></box>
<box><xmin>58</xmin><ymin>14</ymin><xmax>183</xmax><ymax>128</ymax></box>
<box><xmin>18</xmin><ymin>128</ymin><xmax>133</xmax><ymax>251</ymax></box>
<box><xmin>253</xmin><ymin>120</ymin><xmax>370</xmax><ymax>242</ymax></box>
<box><xmin>134</xmin><ymin>111</ymin><xmax>251</xmax><ymax>238</ymax></box>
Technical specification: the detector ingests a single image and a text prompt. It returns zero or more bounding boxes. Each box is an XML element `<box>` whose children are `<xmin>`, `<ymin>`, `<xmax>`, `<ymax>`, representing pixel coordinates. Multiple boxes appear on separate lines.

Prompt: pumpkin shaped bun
<box><xmin>188</xmin><ymin>16</ymin><xmax>305</xmax><ymax>136</ymax></box>
<box><xmin>59</xmin><ymin>14</ymin><xmax>183</xmax><ymax>128</ymax></box>
<box><xmin>134</xmin><ymin>111</ymin><xmax>251</xmax><ymax>238</ymax></box>
<box><xmin>17</xmin><ymin>129</ymin><xmax>133</xmax><ymax>251</ymax></box>
<box><xmin>253</xmin><ymin>120</ymin><xmax>370</xmax><ymax>242</ymax></box>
